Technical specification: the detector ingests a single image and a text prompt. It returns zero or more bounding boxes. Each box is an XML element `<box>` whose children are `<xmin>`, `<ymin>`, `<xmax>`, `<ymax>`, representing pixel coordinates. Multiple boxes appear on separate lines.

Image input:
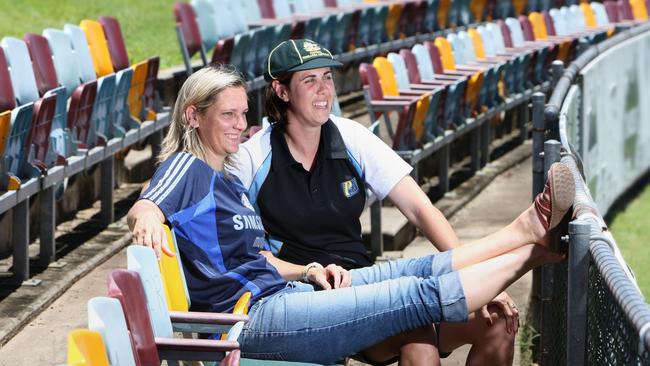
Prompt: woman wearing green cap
<box><xmin>232</xmin><ymin>39</ymin><xmax>523</xmax><ymax>364</ymax></box>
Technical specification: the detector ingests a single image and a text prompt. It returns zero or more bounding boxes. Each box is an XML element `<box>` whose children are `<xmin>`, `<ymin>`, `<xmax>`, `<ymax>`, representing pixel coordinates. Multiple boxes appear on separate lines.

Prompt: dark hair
<box><xmin>263</xmin><ymin>73</ymin><xmax>292</xmax><ymax>129</ymax></box>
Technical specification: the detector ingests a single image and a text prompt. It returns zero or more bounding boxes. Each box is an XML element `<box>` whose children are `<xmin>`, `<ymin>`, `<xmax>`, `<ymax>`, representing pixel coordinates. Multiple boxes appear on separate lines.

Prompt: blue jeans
<box><xmin>239</xmin><ymin>251</ymin><xmax>468</xmax><ymax>364</ymax></box>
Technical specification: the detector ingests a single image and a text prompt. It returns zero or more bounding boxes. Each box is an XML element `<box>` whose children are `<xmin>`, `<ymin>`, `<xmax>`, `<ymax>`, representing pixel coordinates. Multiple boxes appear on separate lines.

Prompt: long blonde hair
<box><xmin>158</xmin><ymin>65</ymin><xmax>247</xmax><ymax>165</ymax></box>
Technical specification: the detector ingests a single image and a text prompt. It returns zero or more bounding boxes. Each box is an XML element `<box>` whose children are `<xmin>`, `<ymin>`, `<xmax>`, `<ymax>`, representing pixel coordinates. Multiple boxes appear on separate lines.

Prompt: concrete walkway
<box><xmin>0</xmin><ymin>149</ymin><xmax>535</xmax><ymax>366</ymax></box>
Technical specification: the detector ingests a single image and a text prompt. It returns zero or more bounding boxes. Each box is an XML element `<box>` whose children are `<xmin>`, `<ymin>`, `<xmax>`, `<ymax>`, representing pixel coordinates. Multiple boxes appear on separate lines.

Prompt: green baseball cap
<box><xmin>264</xmin><ymin>39</ymin><xmax>343</xmax><ymax>81</ymax></box>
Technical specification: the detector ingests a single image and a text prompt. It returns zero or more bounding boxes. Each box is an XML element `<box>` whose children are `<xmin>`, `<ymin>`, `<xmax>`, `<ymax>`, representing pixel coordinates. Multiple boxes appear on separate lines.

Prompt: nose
<box><xmin>235</xmin><ymin>113</ymin><xmax>248</xmax><ymax>131</ymax></box>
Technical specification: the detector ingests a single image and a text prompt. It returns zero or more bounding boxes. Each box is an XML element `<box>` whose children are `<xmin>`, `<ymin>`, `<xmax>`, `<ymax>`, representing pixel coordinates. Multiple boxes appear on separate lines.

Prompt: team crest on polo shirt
<box><xmin>341</xmin><ymin>178</ymin><xmax>360</xmax><ymax>198</ymax></box>
<box><xmin>241</xmin><ymin>193</ymin><xmax>255</xmax><ymax>211</ymax></box>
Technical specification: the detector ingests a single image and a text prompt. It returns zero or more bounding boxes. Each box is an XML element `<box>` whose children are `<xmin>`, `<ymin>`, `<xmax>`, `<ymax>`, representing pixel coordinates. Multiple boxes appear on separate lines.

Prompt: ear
<box><xmin>271</xmin><ymin>80</ymin><xmax>289</xmax><ymax>102</ymax></box>
<box><xmin>185</xmin><ymin>105</ymin><xmax>200</xmax><ymax>129</ymax></box>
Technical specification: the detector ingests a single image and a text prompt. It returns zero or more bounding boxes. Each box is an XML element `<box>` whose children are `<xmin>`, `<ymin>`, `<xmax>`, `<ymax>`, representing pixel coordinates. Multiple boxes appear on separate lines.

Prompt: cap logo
<box><xmin>302</xmin><ymin>40</ymin><xmax>331</xmax><ymax>60</ymax></box>
<box><xmin>303</xmin><ymin>40</ymin><xmax>321</xmax><ymax>53</ymax></box>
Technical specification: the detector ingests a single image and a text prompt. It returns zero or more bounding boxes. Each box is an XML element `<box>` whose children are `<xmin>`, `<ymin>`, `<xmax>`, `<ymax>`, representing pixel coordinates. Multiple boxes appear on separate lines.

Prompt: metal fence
<box><xmin>531</xmin><ymin>22</ymin><xmax>650</xmax><ymax>366</ymax></box>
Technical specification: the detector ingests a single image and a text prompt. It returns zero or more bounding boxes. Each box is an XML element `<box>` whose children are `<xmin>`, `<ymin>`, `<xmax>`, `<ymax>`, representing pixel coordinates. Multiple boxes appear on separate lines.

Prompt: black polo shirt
<box><xmin>256</xmin><ymin>121</ymin><xmax>373</xmax><ymax>270</ymax></box>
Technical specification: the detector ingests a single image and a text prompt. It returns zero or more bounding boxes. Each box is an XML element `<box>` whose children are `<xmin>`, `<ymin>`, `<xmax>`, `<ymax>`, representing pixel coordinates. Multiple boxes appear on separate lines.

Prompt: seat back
<box><xmin>1</xmin><ymin>37</ymin><xmax>40</xmax><ymax>105</ymax></box>
<box><xmin>28</xmin><ymin>93</ymin><xmax>57</xmax><ymax>170</ymax></box>
<box><xmin>528</xmin><ymin>12</ymin><xmax>547</xmax><ymax>40</ymax></box>
<box><xmin>372</xmin><ymin>56</ymin><xmax>401</xmax><ymax>97</ymax></box>
<box><xmin>318</xmin><ymin>14</ymin><xmax>338</xmax><ymax>51</ymax></box>
<box><xmin>107</xmin><ymin>269</ymin><xmax>161</xmax><ymax>366</ymax></box>
<box><xmin>386</xmin><ymin>52</ymin><xmax>411</xmax><ymax>90</ymax></box>
<box><xmin>424</xmin><ymin>41</ymin><xmax>446</xmax><ymax>74</ymax></box>
<box><xmin>470</xmin><ymin>0</ymin><xmax>488</xmax><ymax>21</ymax></box>
<box><xmin>143</xmin><ymin>57</ymin><xmax>159</xmax><ymax>119</ymax></box>
<box><xmin>273</xmin><ymin>0</ymin><xmax>293</xmax><ymax>18</ymax></box>
<box><xmin>630</xmin><ymin>0</ymin><xmax>649</xmax><ymax>19</ymax></box>
<box><xmin>497</xmin><ymin>19</ymin><xmax>514</xmax><ymax>48</ymax></box>
<box><xmin>99</xmin><ymin>16</ymin><xmax>130</xmax><ymax>71</ymax></box>
<box><xmin>227</xmin><ymin>0</ymin><xmax>251</xmax><ymax>35</ymax></box>
<box><xmin>43</xmin><ymin>29</ymin><xmax>82</xmax><ymax>98</ymax></box>
<box><xmin>191</xmin><ymin>0</ymin><xmax>220</xmax><ymax>51</ymax></box>
<box><xmin>93</xmin><ymin>74</ymin><xmax>116</xmax><ymax>145</ymax></box>
<box><xmin>211</xmin><ymin>37</ymin><xmax>234</xmax><ymax>65</ymax></box>
<box><xmin>0</xmin><ymin>48</ymin><xmax>16</xmax><ymax>112</ymax></box>
<box><xmin>467</xmin><ymin>28</ymin><xmax>487</xmax><ymax>60</ymax></box>
<box><xmin>259</xmin><ymin>0</ymin><xmax>277</xmax><ymax>18</ymax></box>
<box><xmin>331</xmin><ymin>11</ymin><xmax>352</xmax><ymax>54</ymax></box>
<box><xmin>87</xmin><ymin>297</ymin><xmax>138</xmax><ymax>366</ymax></box>
<box><xmin>399</xmin><ymin>49</ymin><xmax>423</xmax><ymax>84</ymax></box>
<box><xmin>513</xmin><ymin>0</ymin><xmax>527</xmax><ymax>14</ymax></box>
<box><xmin>618</xmin><ymin>0</ymin><xmax>635</xmax><ymax>20</ymax></box>
<box><xmin>64</xmin><ymin>24</ymin><xmax>98</xmax><ymax>84</ymax></box>
<box><xmin>434</xmin><ymin>37</ymin><xmax>457</xmax><ymax>71</ymax></box>
<box><xmin>580</xmin><ymin>3</ymin><xmax>598</xmax><ymax>28</ymax></box>
<box><xmin>458</xmin><ymin>31</ymin><xmax>478</xmax><ymax>62</ymax></box>
<box><xmin>356</xmin><ymin>6</ymin><xmax>375</xmax><ymax>48</ymax></box>
<box><xmin>541</xmin><ymin>11</ymin><xmax>557</xmax><ymax>36</ymax></box>
<box><xmin>128</xmin><ymin>60</ymin><xmax>148</xmax><ymax>123</ymax></box>
<box><xmin>591</xmin><ymin>2</ymin><xmax>611</xmax><ymax>26</ymax></box>
<box><xmin>604</xmin><ymin>1</ymin><xmax>621</xmax><ymax>22</ymax></box>
<box><xmin>127</xmin><ymin>245</ymin><xmax>174</xmax><ymax>338</ymax></box>
<box><xmin>0</xmin><ymin>111</ymin><xmax>10</xmax><ymax>158</ymax></box>
<box><xmin>160</xmin><ymin>225</ymin><xmax>191</xmax><ymax>312</ymax></box>
<box><xmin>505</xmin><ymin>17</ymin><xmax>526</xmax><ymax>46</ymax></box>
<box><xmin>486</xmin><ymin>23</ymin><xmax>507</xmax><ymax>54</ymax></box>
<box><xmin>358</xmin><ymin>63</ymin><xmax>386</xmax><ymax>102</ymax></box>
<box><xmin>80</xmin><ymin>20</ymin><xmax>115</xmax><ymax>77</ymax></box>
<box><xmin>386</xmin><ymin>3</ymin><xmax>404</xmax><ymax>40</ymax></box>
<box><xmin>398</xmin><ymin>1</ymin><xmax>421</xmax><ymax>38</ymax></box>
<box><xmin>111</xmin><ymin>68</ymin><xmax>134</xmax><ymax>137</ymax></box>
<box><xmin>518</xmin><ymin>15</ymin><xmax>536</xmax><ymax>41</ymax></box>
<box><xmin>412</xmin><ymin>44</ymin><xmax>436</xmax><ymax>80</ymax></box>
<box><xmin>67</xmin><ymin>80</ymin><xmax>98</xmax><ymax>148</ymax></box>
<box><xmin>423</xmin><ymin>0</ymin><xmax>440</xmax><ymax>33</ymax></box>
<box><xmin>230</xmin><ymin>32</ymin><xmax>251</xmax><ymax>78</ymax></box>
<box><xmin>23</xmin><ymin>33</ymin><xmax>58</xmax><ymax>97</ymax></box>
<box><xmin>569</xmin><ymin>5</ymin><xmax>587</xmax><ymax>31</ymax></box>
<box><xmin>174</xmin><ymin>2</ymin><xmax>204</xmax><ymax>58</ymax></box>
<box><xmin>476</xmin><ymin>26</ymin><xmax>495</xmax><ymax>57</ymax></box>
<box><xmin>67</xmin><ymin>329</ymin><xmax>110</xmax><ymax>366</ymax></box>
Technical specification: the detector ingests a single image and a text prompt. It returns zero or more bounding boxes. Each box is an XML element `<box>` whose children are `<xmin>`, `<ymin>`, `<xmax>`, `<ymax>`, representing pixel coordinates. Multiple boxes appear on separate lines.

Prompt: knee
<box><xmin>482</xmin><ymin>305</ymin><xmax>516</xmax><ymax>346</ymax></box>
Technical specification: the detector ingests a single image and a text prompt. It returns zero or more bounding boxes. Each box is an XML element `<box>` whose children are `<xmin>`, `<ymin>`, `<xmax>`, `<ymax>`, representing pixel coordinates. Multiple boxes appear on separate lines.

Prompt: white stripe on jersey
<box><xmin>143</xmin><ymin>153</ymin><xmax>192</xmax><ymax>203</ymax></box>
<box><xmin>153</xmin><ymin>155</ymin><xmax>196</xmax><ymax>206</ymax></box>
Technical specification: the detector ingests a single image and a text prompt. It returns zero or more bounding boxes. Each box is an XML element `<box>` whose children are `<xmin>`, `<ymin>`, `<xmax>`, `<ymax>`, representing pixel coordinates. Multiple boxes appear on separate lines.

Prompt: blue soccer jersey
<box><xmin>141</xmin><ymin>152</ymin><xmax>286</xmax><ymax>313</ymax></box>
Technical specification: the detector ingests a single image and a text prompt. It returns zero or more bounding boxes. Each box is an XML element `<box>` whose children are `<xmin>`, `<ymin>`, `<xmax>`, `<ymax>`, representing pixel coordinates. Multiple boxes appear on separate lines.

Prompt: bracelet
<box><xmin>300</xmin><ymin>262</ymin><xmax>323</xmax><ymax>283</ymax></box>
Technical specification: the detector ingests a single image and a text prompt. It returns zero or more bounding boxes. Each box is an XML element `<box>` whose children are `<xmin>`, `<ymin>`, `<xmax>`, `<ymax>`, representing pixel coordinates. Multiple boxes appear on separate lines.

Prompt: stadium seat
<box><xmin>64</xmin><ymin>25</ymin><xmax>98</xmax><ymax>84</ymax></box>
<box><xmin>66</xmin><ymin>329</ymin><xmax>111</xmax><ymax>366</ymax></box>
<box><xmin>385</xmin><ymin>3</ymin><xmax>404</xmax><ymax>40</ymax></box>
<box><xmin>422</xmin><ymin>0</ymin><xmax>440</xmax><ymax>33</ymax></box>
<box><xmin>211</xmin><ymin>37</ymin><xmax>235</xmax><ymax>66</ymax></box>
<box><xmin>80</xmin><ymin>20</ymin><xmax>115</xmax><ymax>77</ymax></box>
<box><xmin>174</xmin><ymin>2</ymin><xmax>208</xmax><ymax>75</ymax></box>
<box><xmin>107</xmin><ymin>269</ymin><xmax>241</xmax><ymax>364</ymax></box>
<box><xmin>230</xmin><ymin>32</ymin><xmax>251</xmax><ymax>79</ymax></box>
<box><xmin>191</xmin><ymin>0</ymin><xmax>221</xmax><ymax>52</ymax></box>
<box><xmin>630</xmin><ymin>0</ymin><xmax>650</xmax><ymax>19</ymax></box>
<box><xmin>87</xmin><ymin>297</ymin><xmax>139</xmax><ymax>366</ymax></box>
<box><xmin>127</xmin><ymin>60</ymin><xmax>148</xmax><ymax>123</ymax></box>
<box><xmin>127</xmin><ymin>245</ymin><xmax>249</xmax><ymax>342</ymax></box>
<box><xmin>330</xmin><ymin>12</ymin><xmax>353</xmax><ymax>54</ymax></box>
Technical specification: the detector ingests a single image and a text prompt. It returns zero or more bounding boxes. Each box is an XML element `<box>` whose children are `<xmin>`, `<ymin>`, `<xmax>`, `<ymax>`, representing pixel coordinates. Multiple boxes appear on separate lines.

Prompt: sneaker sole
<box><xmin>549</xmin><ymin>162</ymin><xmax>575</xmax><ymax>229</ymax></box>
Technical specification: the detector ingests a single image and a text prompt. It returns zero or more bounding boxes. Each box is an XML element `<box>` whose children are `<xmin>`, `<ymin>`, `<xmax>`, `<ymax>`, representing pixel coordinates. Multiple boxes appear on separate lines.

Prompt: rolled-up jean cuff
<box><xmin>430</xmin><ymin>250</ymin><xmax>454</xmax><ymax>277</ymax></box>
<box><xmin>438</xmin><ymin>271</ymin><xmax>468</xmax><ymax>323</ymax></box>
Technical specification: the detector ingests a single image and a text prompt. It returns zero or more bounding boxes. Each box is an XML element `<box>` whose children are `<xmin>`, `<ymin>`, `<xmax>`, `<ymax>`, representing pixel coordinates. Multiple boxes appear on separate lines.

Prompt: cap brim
<box><xmin>286</xmin><ymin>57</ymin><xmax>343</xmax><ymax>73</ymax></box>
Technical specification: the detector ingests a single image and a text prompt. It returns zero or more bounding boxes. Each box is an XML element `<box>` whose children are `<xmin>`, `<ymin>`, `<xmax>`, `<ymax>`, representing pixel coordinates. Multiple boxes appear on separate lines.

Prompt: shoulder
<box><xmin>230</xmin><ymin>125</ymin><xmax>274</xmax><ymax>190</ymax></box>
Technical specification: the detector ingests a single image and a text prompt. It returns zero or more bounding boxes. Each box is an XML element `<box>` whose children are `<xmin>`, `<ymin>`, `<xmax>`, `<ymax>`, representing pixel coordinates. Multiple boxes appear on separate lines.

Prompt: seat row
<box><xmin>0</xmin><ymin>16</ymin><xmax>169</xmax><ymax>283</ymax></box>
<box><xmin>67</xmin><ymin>228</ymin><xmax>322</xmax><ymax>365</ymax></box>
<box><xmin>358</xmin><ymin>1</ymin><xmax>635</xmax><ymax>187</ymax></box>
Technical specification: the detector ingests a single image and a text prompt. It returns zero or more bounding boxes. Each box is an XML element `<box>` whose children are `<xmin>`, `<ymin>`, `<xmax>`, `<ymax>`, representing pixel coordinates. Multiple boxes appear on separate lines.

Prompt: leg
<box><xmin>439</xmin><ymin>306</ymin><xmax>515</xmax><ymax>366</ymax></box>
<box><xmin>362</xmin><ymin>325</ymin><xmax>440</xmax><ymax>366</ymax></box>
<box><xmin>351</xmin><ymin>251</ymin><xmax>453</xmax><ymax>286</ymax></box>
<box><xmin>460</xmin><ymin>244</ymin><xmax>562</xmax><ymax>313</ymax></box>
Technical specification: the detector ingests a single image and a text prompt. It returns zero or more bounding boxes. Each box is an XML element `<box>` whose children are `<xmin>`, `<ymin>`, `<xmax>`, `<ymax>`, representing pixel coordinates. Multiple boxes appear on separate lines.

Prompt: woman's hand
<box><xmin>128</xmin><ymin>200</ymin><xmax>173</xmax><ymax>259</ymax></box>
<box><xmin>307</xmin><ymin>264</ymin><xmax>352</xmax><ymax>290</ymax></box>
<box><xmin>482</xmin><ymin>291</ymin><xmax>519</xmax><ymax>334</ymax></box>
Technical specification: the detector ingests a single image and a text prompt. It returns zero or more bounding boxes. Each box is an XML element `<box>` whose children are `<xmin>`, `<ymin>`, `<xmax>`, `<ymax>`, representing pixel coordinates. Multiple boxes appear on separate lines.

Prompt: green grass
<box><xmin>608</xmin><ymin>183</ymin><xmax>650</xmax><ymax>299</ymax></box>
<box><xmin>0</xmin><ymin>0</ymin><xmax>183</xmax><ymax>69</ymax></box>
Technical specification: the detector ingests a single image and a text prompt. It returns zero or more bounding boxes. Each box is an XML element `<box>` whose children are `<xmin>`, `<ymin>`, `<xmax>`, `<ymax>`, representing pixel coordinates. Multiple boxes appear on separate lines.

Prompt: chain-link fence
<box><xmin>532</xmin><ymin>22</ymin><xmax>650</xmax><ymax>366</ymax></box>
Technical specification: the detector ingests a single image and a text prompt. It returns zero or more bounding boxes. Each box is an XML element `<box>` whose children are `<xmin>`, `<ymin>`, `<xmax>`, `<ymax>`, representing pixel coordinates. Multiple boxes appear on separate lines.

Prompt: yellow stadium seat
<box><xmin>438</xmin><ymin>0</ymin><xmax>451</xmax><ymax>29</ymax></box>
<box><xmin>528</xmin><ymin>12</ymin><xmax>549</xmax><ymax>40</ymax></box>
<box><xmin>128</xmin><ymin>60</ymin><xmax>149</xmax><ymax>123</ymax></box>
<box><xmin>467</xmin><ymin>28</ymin><xmax>487</xmax><ymax>59</ymax></box>
<box><xmin>413</xmin><ymin>95</ymin><xmax>430</xmax><ymax>141</ymax></box>
<box><xmin>630</xmin><ymin>0</ymin><xmax>649</xmax><ymax>20</ymax></box>
<box><xmin>160</xmin><ymin>225</ymin><xmax>190</xmax><ymax>312</ymax></box>
<box><xmin>470</xmin><ymin>0</ymin><xmax>487</xmax><ymax>22</ymax></box>
<box><xmin>434</xmin><ymin>37</ymin><xmax>457</xmax><ymax>71</ymax></box>
<box><xmin>80</xmin><ymin>20</ymin><xmax>114</xmax><ymax>77</ymax></box>
<box><xmin>385</xmin><ymin>3</ymin><xmax>404</xmax><ymax>40</ymax></box>
<box><xmin>0</xmin><ymin>110</ymin><xmax>10</xmax><ymax>159</ymax></box>
<box><xmin>512</xmin><ymin>0</ymin><xmax>528</xmax><ymax>15</ymax></box>
<box><xmin>67</xmin><ymin>329</ymin><xmax>110</xmax><ymax>366</ymax></box>
<box><xmin>372</xmin><ymin>57</ymin><xmax>402</xmax><ymax>97</ymax></box>
<box><xmin>580</xmin><ymin>3</ymin><xmax>598</xmax><ymax>28</ymax></box>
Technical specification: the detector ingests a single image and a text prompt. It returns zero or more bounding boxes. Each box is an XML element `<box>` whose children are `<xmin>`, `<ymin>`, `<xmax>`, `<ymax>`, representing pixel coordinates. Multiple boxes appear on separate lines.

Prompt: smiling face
<box><xmin>187</xmin><ymin>86</ymin><xmax>248</xmax><ymax>167</ymax></box>
<box><xmin>274</xmin><ymin>67</ymin><xmax>335</xmax><ymax>128</ymax></box>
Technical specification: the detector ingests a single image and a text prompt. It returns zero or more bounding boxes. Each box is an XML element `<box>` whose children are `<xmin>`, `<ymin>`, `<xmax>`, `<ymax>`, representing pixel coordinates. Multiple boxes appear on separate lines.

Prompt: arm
<box><xmin>387</xmin><ymin>175</ymin><xmax>460</xmax><ymax>251</ymax></box>
<box><xmin>128</xmin><ymin>199</ymin><xmax>174</xmax><ymax>258</ymax></box>
<box><xmin>259</xmin><ymin>251</ymin><xmax>351</xmax><ymax>289</ymax></box>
